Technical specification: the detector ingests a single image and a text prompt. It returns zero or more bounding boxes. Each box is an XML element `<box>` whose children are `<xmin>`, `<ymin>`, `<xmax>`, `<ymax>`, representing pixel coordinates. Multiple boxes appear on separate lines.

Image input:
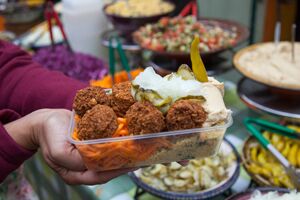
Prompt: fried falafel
<box><xmin>111</xmin><ymin>81</ymin><xmax>136</xmax><ymax>117</ymax></box>
<box><xmin>166</xmin><ymin>100</ymin><xmax>207</xmax><ymax>131</ymax></box>
<box><xmin>73</xmin><ymin>86</ymin><xmax>110</xmax><ymax>116</ymax></box>
<box><xmin>125</xmin><ymin>101</ymin><xmax>165</xmax><ymax>135</ymax></box>
<box><xmin>78</xmin><ymin>104</ymin><xmax>118</xmax><ymax>140</ymax></box>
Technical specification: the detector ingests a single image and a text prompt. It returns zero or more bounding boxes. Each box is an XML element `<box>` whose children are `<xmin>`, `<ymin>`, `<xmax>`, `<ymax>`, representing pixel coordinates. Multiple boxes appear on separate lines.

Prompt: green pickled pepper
<box><xmin>190</xmin><ymin>36</ymin><xmax>208</xmax><ymax>82</ymax></box>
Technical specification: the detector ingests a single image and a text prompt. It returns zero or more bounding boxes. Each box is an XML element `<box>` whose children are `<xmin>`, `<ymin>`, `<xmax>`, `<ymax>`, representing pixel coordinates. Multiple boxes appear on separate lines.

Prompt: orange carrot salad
<box><xmin>72</xmin><ymin>117</ymin><xmax>172</xmax><ymax>170</ymax></box>
<box><xmin>90</xmin><ymin>68</ymin><xmax>144</xmax><ymax>88</ymax></box>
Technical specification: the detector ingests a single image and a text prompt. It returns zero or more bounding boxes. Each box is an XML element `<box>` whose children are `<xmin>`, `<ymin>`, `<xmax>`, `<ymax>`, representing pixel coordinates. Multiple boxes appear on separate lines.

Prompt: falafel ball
<box><xmin>111</xmin><ymin>81</ymin><xmax>136</xmax><ymax>117</ymax></box>
<box><xmin>78</xmin><ymin>104</ymin><xmax>118</xmax><ymax>140</ymax></box>
<box><xmin>125</xmin><ymin>101</ymin><xmax>165</xmax><ymax>135</ymax></box>
<box><xmin>166</xmin><ymin>100</ymin><xmax>207</xmax><ymax>131</ymax></box>
<box><xmin>73</xmin><ymin>86</ymin><xmax>110</xmax><ymax>116</ymax></box>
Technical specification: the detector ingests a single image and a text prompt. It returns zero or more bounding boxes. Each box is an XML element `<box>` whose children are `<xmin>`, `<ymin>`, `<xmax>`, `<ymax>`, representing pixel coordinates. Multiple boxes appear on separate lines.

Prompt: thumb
<box><xmin>54</xmin><ymin>142</ymin><xmax>87</xmax><ymax>171</ymax></box>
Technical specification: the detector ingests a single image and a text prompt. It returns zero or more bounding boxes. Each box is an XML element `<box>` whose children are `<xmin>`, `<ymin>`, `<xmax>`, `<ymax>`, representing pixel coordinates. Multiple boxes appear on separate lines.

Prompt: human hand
<box><xmin>5</xmin><ymin>109</ymin><xmax>134</xmax><ymax>185</ymax></box>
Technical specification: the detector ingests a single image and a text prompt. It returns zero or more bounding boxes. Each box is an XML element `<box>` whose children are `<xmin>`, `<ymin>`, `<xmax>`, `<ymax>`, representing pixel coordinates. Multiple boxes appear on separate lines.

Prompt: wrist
<box><xmin>4</xmin><ymin>109</ymin><xmax>50</xmax><ymax>151</ymax></box>
<box><xmin>29</xmin><ymin>109</ymin><xmax>53</xmax><ymax>150</ymax></box>
<box><xmin>4</xmin><ymin>116</ymin><xmax>38</xmax><ymax>150</ymax></box>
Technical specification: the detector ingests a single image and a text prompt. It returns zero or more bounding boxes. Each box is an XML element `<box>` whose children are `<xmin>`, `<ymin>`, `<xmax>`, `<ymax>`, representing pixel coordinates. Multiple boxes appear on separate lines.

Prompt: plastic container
<box><xmin>68</xmin><ymin>112</ymin><xmax>233</xmax><ymax>172</ymax></box>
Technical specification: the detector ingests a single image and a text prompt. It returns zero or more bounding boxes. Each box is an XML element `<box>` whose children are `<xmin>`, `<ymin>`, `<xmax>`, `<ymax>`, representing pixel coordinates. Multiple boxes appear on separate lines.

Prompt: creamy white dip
<box><xmin>238</xmin><ymin>42</ymin><xmax>300</xmax><ymax>89</ymax></box>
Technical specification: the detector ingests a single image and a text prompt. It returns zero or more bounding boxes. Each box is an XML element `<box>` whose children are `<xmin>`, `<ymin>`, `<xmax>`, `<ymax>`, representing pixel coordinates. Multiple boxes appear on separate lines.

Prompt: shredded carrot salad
<box><xmin>72</xmin><ymin>116</ymin><xmax>172</xmax><ymax>170</ymax></box>
<box><xmin>90</xmin><ymin>68</ymin><xmax>144</xmax><ymax>88</ymax></box>
<box><xmin>112</xmin><ymin>118</ymin><xmax>129</xmax><ymax>137</ymax></box>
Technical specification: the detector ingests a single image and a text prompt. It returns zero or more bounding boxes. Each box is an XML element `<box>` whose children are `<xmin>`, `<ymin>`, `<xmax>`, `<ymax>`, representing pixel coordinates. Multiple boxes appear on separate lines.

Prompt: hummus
<box><xmin>236</xmin><ymin>42</ymin><xmax>300</xmax><ymax>89</ymax></box>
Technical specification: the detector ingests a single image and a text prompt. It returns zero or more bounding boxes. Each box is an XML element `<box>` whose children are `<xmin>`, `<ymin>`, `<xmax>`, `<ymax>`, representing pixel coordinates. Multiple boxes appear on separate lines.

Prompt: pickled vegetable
<box><xmin>137</xmin><ymin>152</ymin><xmax>235</xmax><ymax>193</ymax></box>
<box><xmin>191</xmin><ymin>36</ymin><xmax>208</xmax><ymax>82</ymax></box>
<box><xmin>131</xmin><ymin>67</ymin><xmax>206</xmax><ymax>113</ymax></box>
<box><xmin>246</xmin><ymin>124</ymin><xmax>300</xmax><ymax>189</ymax></box>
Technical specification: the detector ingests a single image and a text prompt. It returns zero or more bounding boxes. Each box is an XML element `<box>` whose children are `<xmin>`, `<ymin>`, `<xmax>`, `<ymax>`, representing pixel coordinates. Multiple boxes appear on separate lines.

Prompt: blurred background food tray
<box><xmin>103</xmin><ymin>0</ymin><xmax>175</xmax><ymax>36</ymax></box>
<box><xmin>0</xmin><ymin>1</ymin><xmax>44</xmax><ymax>24</ymax></box>
<box><xmin>237</xmin><ymin>78</ymin><xmax>300</xmax><ymax>120</ymax></box>
<box><xmin>133</xmin><ymin>18</ymin><xmax>249</xmax><ymax>65</ymax></box>
<box><xmin>241</xmin><ymin>116</ymin><xmax>300</xmax><ymax>189</ymax></box>
<box><xmin>129</xmin><ymin>138</ymin><xmax>240</xmax><ymax>200</ymax></box>
<box><xmin>233</xmin><ymin>42</ymin><xmax>300</xmax><ymax>95</ymax></box>
<box><xmin>225</xmin><ymin>187</ymin><xmax>290</xmax><ymax>200</ymax></box>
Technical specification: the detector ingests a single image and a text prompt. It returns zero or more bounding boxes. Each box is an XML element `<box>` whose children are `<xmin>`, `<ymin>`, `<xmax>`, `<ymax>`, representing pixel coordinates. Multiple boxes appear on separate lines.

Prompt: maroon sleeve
<box><xmin>0</xmin><ymin>109</ymin><xmax>35</xmax><ymax>182</ymax></box>
<box><xmin>0</xmin><ymin>41</ymin><xmax>88</xmax><ymax>182</ymax></box>
<box><xmin>0</xmin><ymin>40</ymin><xmax>88</xmax><ymax>115</ymax></box>
<box><xmin>0</xmin><ymin>122</ymin><xmax>35</xmax><ymax>182</ymax></box>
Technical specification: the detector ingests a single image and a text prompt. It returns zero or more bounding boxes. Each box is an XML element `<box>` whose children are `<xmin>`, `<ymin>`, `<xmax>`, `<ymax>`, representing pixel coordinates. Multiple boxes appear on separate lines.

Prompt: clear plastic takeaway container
<box><xmin>68</xmin><ymin>112</ymin><xmax>233</xmax><ymax>171</ymax></box>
